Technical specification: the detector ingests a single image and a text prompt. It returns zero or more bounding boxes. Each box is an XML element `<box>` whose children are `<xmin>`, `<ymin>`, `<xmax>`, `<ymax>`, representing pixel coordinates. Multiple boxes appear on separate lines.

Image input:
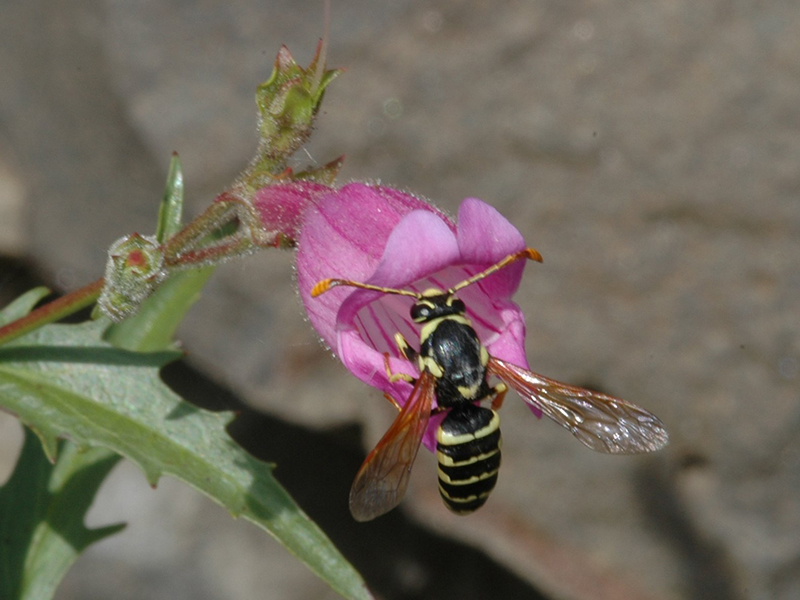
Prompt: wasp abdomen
<box><xmin>436</xmin><ymin>404</ymin><xmax>501</xmax><ymax>515</ymax></box>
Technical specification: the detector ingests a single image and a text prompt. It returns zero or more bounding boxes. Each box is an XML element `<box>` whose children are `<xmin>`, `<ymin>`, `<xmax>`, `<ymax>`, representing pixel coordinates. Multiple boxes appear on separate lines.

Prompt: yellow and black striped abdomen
<box><xmin>436</xmin><ymin>404</ymin><xmax>501</xmax><ymax>515</ymax></box>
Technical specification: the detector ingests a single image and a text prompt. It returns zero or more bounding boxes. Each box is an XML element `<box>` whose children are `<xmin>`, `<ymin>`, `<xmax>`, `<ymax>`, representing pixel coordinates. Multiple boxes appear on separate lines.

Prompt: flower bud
<box><xmin>244</xmin><ymin>41</ymin><xmax>343</xmax><ymax>190</ymax></box>
<box><xmin>98</xmin><ymin>234</ymin><xmax>166</xmax><ymax>322</ymax></box>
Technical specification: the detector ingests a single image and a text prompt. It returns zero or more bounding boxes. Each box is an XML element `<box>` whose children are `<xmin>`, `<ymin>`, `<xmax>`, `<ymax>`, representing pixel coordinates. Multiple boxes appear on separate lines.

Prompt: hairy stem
<box><xmin>0</xmin><ymin>278</ymin><xmax>104</xmax><ymax>346</ymax></box>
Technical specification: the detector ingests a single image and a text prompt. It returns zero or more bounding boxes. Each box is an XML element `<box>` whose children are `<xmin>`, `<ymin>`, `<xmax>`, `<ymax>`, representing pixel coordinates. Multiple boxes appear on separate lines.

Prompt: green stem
<box><xmin>0</xmin><ymin>191</ymin><xmax>265</xmax><ymax>343</ymax></box>
<box><xmin>161</xmin><ymin>191</ymin><xmax>287</xmax><ymax>268</ymax></box>
<box><xmin>161</xmin><ymin>199</ymin><xmax>236</xmax><ymax>264</ymax></box>
<box><xmin>163</xmin><ymin>238</ymin><xmax>256</xmax><ymax>269</ymax></box>
<box><xmin>0</xmin><ymin>197</ymin><xmax>242</xmax><ymax>344</ymax></box>
<box><xmin>0</xmin><ymin>279</ymin><xmax>104</xmax><ymax>346</ymax></box>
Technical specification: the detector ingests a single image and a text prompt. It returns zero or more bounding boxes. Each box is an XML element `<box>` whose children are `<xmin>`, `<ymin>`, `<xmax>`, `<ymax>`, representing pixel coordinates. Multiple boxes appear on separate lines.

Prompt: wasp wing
<box><xmin>488</xmin><ymin>357</ymin><xmax>668</xmax><ymax>454</ymax></box>
<box><xmin>349</xmin><ymin>370</ymin><xmax>436</xmax><ymax>521</ymax></box>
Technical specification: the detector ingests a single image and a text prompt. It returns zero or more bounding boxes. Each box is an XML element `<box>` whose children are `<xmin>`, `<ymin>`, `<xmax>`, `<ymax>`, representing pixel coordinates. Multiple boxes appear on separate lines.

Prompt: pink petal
<box><xmin>338</xmin><ymin>329</ymin><xmax>415</xmax><ymax>401</ymax></box>
<box><xmin>335</xmin><ymin>210</ymin><xmax>461</xmax><ymax>405</ymax></box>
<box><xmin>337</xmin><ymin>210</ymin><xmax>460</xmax><ymax>330</ymax></box>
<box><xmin>297</xmin><ymin>183</ymin><xmax>442</xmax><ymax>349</ymax></box>
<box><xmin>457</xmin><ymin>198</ymin><xmax>528</xmax><ymax>300</ymax></box>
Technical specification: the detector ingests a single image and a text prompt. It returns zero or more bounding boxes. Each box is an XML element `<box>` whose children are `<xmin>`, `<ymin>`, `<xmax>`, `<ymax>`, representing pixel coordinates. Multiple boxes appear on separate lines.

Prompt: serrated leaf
<box><xmin>0</xmin><ymin>320</ymin><xmax>371</xmax><ymax>600</ymax></box>
<box><xmin>0</xmin><ymin>428</ymin><xmax>124</xmax><ymax>600</ymax></box>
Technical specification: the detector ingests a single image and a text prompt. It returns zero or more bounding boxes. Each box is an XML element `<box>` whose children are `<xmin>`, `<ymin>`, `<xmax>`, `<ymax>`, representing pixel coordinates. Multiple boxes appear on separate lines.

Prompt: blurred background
<box><xmin>1</xmin><ymin>1</ymin><xmax>798</xmax><ymax>599</ymax></box>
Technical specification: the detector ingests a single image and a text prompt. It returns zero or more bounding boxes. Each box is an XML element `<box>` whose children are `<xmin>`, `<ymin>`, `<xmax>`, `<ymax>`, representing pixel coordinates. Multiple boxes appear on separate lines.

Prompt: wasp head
<box><xmin>410</xmin><ymin>289</ymin><xmax>466</xmax><ymax>323</ymax></box>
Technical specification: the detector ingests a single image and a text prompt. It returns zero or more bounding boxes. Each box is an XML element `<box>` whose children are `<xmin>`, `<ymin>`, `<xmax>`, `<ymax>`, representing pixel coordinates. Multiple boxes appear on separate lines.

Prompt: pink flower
<box><xmin>296</xmin><ymin>183</ymin><xmax>539</xmax><ymax>450</ymax></box>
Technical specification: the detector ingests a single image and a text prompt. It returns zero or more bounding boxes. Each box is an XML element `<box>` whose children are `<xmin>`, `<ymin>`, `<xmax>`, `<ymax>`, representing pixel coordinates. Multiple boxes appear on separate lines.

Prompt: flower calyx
<box><xmin>242</xmin><ymin>40</ymin><xmax>344</xmax><ymax>191</ymax></box>
<box><xmin>98</xmin><ymin>233</ymin><xmax>166</xmax><ymax>322</ymax></box>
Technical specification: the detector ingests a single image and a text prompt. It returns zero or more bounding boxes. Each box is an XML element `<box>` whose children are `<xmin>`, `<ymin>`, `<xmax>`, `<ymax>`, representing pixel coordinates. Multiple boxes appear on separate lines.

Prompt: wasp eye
<box><xmin>411</xmin><ymin>303</ymin><xmax>431</xmax><ymax>321</ymax></box>
<box><xmin>451</xmin><ymin>298</ymin><xmax>466</xmax><ymax>314</ymax></box>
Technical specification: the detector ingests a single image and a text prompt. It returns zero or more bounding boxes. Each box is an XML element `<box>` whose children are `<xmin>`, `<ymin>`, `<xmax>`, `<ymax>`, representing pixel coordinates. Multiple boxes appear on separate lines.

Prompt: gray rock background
<box><xmin>1</xmin><ymin>1</ymin><xmax>798</xmax><ymax>599</ymax></box>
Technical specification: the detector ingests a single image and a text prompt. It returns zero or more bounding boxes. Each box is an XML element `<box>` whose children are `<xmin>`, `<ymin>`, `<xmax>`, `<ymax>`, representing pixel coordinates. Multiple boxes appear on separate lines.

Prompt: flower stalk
<box><xmin>93</xmin><ymin>39</ymin><xmax>343</xmax><ymax>322</ymax></box>
<box><xmin>0</xmin><ymin>279</ymin><xmax>105</xmax><ymax>346</ymax></box>
<box><xmin>1</xmin><ymin>38</ymin><xmax>342</xmax><ymax>334</ymax></box>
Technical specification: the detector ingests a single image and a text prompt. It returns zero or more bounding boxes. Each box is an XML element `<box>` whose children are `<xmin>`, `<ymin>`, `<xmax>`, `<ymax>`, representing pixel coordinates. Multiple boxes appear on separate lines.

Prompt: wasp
<box><xmin>312</xmin><ymin>248</ymin><xmax>669</xmax><ymax>521</ymax></box>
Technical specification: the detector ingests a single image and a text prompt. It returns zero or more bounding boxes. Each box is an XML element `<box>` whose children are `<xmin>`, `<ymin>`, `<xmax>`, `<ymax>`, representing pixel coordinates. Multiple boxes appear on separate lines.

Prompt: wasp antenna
<box><xmin>311</xmin><ymin>278</ymin><xmax>420</xmax><ymax>298</ymax></box>
<box><xmin>523</xmin><ymin>247</ymin><xmax>544</xmax><ymax>263</ymax></box>
<box><xmin>311</xmin><ymin>279</ymin><xmax>338</xmax><ymax>297</ymax></box>
<box><xmin>450</xmin><ymin>247</ymin><xmax>543</xmax><ymax>293</ymax></box>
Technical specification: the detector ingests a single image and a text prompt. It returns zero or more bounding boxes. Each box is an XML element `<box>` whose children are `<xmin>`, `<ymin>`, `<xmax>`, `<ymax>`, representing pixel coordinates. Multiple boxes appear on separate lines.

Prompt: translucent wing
<box><xmin>349</xmin><ymin>370</ymin><xmax>436</xmax><ymax>521</ymax></box>
<box><xmin>488</xmin><ymin>357</ymin><xmax>668</xmax><ymax>454</ymax></box>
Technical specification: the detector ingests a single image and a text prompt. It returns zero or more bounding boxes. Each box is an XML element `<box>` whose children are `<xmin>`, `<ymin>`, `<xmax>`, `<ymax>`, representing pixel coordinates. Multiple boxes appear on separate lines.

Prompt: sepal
<box><xmin>243</xmin><ymin>40</ymin><xmax>343</xmax><ymax>189</ymax></box>
<box><xmin>98</xmin><ymin>233</ymin><xmax>166</xmax><ymax>322</ymax></box>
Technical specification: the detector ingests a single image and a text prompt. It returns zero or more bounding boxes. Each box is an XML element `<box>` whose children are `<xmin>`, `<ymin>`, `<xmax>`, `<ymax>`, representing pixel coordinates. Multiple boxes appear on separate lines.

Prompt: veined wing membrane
<box><xmin>488</xmin><ymin>357</ymin><xmax>668</xmax><ymax>454</ymax></box>
<box><xmin>349</xmin><ymin>370</ymin><xmax>435</xmax><ymax>521</ymax></box>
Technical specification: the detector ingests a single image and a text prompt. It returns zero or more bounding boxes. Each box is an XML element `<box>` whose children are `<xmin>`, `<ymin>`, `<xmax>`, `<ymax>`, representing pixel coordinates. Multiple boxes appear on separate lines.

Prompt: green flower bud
<box><xmin>98</xmin><ymin>234</ymin><xmax>166</xmax><ymax>322</ymax></box>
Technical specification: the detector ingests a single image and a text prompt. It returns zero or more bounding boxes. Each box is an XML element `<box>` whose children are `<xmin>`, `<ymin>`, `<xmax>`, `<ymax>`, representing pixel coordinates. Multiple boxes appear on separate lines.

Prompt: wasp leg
<box><xmin>383</xmin><ymin>351</ymin><xmax>416</xmax><ymax>385</ymax></box>
<box><xmin>381</xmin><ymin>334</ymin><xmax>422</xmax><ymax>412</ymax></box>
<box><xmin>490</xmin><ymin>382</ymin><xmax>508</xmax><ymax>411</ymax></box>
<box><xmin>382</xmin><ymin>333</ymin><xmax>418</xmax><ymax>385</ymax></box>
<box><xmin>394</xmin><ymin>332</ymin><xmax>418</xmax><ymax>362</ymax></box>
<box><xmin>382</xmin><ymin>392</ymin><xmax>402</xmax><ymax>411</ymax></box>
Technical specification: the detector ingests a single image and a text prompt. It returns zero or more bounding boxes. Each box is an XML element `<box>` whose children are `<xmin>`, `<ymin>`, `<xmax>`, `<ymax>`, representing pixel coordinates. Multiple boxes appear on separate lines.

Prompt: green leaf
<box><xmin>0</xmin><ymin>287</ymin><xmax>51</xmax><ymax>328</ymax></box>
<box><xmin>104</xmin><ymin>267</ymin><xmax>215</xmax><ymax>352</ymax></box>
<box><xmin>0</xmin><ymin>427</ymin><xmax>124</xmax><ymax>600</ymax></box>
<box><xmin>155</xmin><ymin>152</ymin><xmax>185</xmax><ymax>243</ymax></box>
<box><xmin>0</xmin><ymin>320</ymin><xmax>371</xmax><ymax>600</ymax></box>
